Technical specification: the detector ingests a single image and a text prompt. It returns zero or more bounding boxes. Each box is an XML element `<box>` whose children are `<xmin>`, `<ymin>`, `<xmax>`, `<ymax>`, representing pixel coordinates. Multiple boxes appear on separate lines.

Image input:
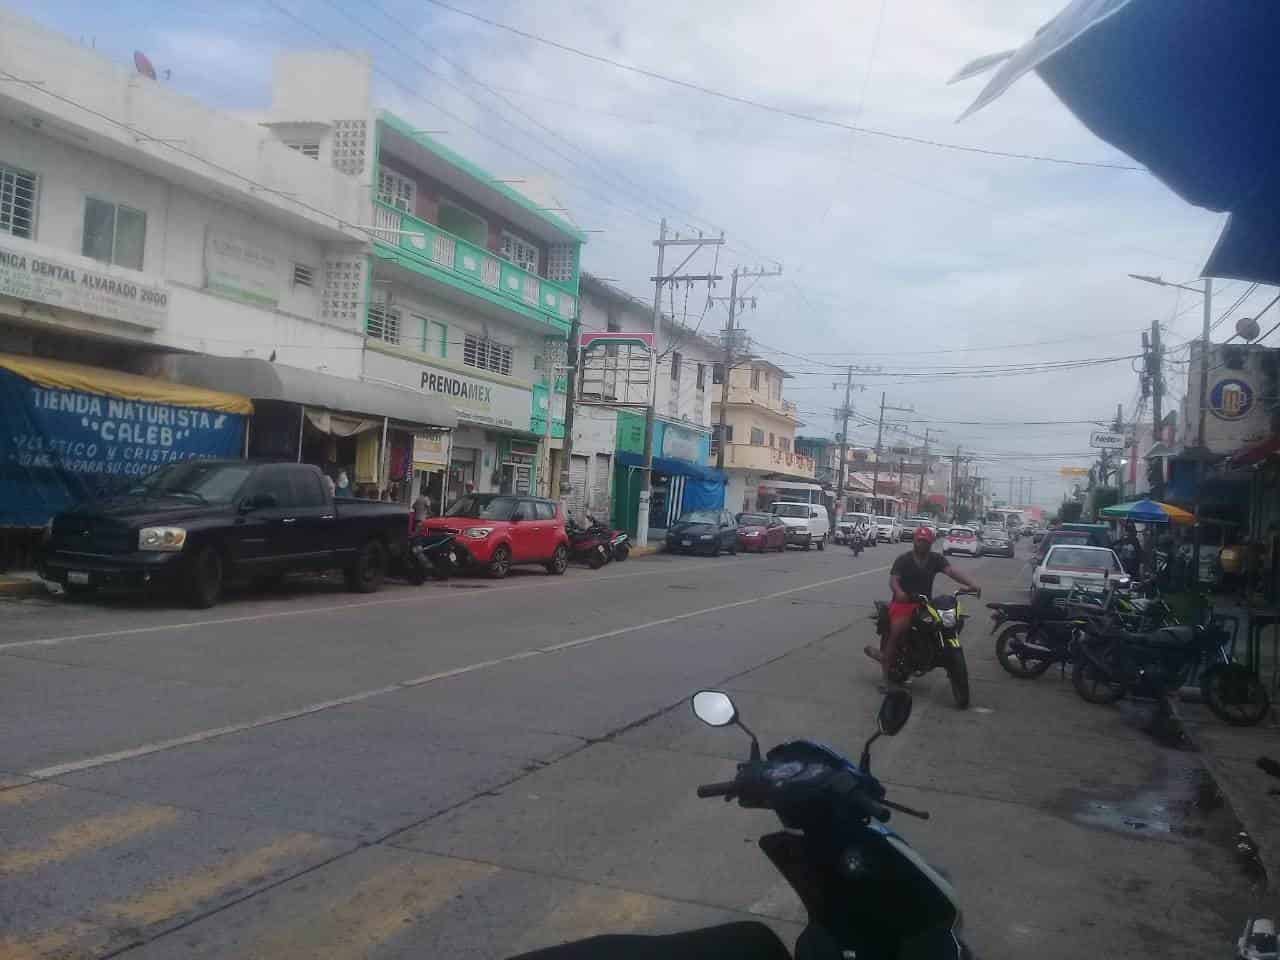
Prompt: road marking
<box><xmin>0</xmin><ymin>924</ymin><xmax>95</xmax><ymax>960</ymax></box>
<box><xmin>0</xmin><ymin>782</ymin><xmax>60</xmax><ymax>807</ymax></box>
<box><xmin>236</xmin><ymin>855</ymin><xmax>496</xmax><ymax>959</ymax></box>
<box><xmin>0</xmin><ymin>561</ymin><xmax>721</xmax><ymax>653</ymax></box>
<box><xmin>0</xmin><ymin>804</ymin><xmax>179</xmax><ymax>874</ymax></box>
<box><xmin>25</xmin><ymin>565</ymin><xmax>889</xmax><ymax>780</ymax></box>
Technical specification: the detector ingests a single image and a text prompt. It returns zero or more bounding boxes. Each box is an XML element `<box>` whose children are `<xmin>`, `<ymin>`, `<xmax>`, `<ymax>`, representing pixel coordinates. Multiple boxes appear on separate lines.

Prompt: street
<box><xmin>0</xmin><ymin>541</ymin><xmax>1262</xmax><ymax>959</ymax></box>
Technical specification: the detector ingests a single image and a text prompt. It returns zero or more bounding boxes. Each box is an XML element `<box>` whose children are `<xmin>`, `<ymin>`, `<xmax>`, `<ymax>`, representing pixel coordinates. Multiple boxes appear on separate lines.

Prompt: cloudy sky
<box><xmin>11</xmin><ymin>0</ymin><xmax>1264</xmax><ymax>507</ymax></box>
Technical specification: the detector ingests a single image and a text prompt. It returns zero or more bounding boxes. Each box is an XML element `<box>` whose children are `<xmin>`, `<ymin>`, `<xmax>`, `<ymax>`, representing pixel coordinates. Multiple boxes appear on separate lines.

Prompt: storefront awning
<box><xmin>0</xmin><ymin>352</ymin><xmax>251</xmax><ymax>414</ymax></box>
<box><xmin>165</xmin><ymin>356</ymin><xmax>456</xmax><ymax>430</ymax></box>
<box><xmin>615</xmin><ymin>451</ymin><xmax>725</xmax><ymax>483</ymax></box>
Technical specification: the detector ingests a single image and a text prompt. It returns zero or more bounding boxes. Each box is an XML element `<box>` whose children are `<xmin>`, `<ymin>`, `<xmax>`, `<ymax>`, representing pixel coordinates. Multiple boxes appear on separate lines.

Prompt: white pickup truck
<box><xmin>771</xmin><ymin>501</ymin><xmax>830</xmax><ymax>551</ymax></box>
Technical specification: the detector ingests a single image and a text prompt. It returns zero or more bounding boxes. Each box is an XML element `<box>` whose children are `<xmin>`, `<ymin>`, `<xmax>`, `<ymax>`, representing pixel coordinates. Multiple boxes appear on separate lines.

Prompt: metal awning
<box><xmin>164</xmin><ymin>356</ymin><xmax>457</xmax><ymax>430</ymax></box>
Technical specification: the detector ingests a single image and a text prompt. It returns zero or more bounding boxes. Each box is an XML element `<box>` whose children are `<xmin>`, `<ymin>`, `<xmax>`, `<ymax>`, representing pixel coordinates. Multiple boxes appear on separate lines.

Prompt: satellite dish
<box><xmin>133</xmin><ymin>51</ymin><xmax>158</xmax><ymax>80</ymax></box>
<box><xmin>1236</xmin><ymin>316</ymin><xmax>1261</xmax><ymax>341</ymax></box>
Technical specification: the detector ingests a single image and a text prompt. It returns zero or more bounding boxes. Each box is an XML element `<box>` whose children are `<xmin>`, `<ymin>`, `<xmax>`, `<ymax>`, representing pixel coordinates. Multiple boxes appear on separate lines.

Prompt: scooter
<box><xmin>402</xmin><ymin>531</ymin><xmax>462</xmax><ymax>584</ymax></box>
<box><xmin>608</xmin><ymin>529</ymin><xmax>631</xmax><ymax>562</ymax></box>
<box><xmin>568</xmin><ymin>517</ymin><xmax>613</xmax><ymax>569</ymax></box>
<box><xmin>512</xmin><ymin>689</ymin><xmax>971</xmax><ymax>959</ymax></box>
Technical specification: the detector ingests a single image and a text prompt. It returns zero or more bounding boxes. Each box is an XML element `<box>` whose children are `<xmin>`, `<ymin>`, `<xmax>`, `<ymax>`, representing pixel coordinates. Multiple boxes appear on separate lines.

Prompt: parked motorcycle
<box><xmin>1072</xmin><ymin>602</ymin><xmax>1270</xmax><ymax>726</ymax></box>
<box><xmin>568</xmin><ymin>518</ymin><xmax>614</xmax><ymax>569</ymax></box>
<box><xmin>608</xmin><ymin>528</ymin><xmax>631</xmax><ymax>562</ymax></box>
<box><xmin>401</xmin><ymin>531</ymin><xmax>462</xmax><ymax>584</ymax></box>
<box><xmin>511</xmin><ymin>688</ymin><xmax>972</xmax><ymax>960</ymax></box>
<box><xmin>872</xmin><ymin>589</ymin><xmax>977</xmax><ymax>709</ymax></box>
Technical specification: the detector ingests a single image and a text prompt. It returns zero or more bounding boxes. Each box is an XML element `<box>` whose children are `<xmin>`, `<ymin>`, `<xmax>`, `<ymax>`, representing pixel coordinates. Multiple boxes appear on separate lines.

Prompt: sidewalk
<box><xmin>0</xmin><ymin>569</ymin><xmax>46</xmax><ymax>599</ymax></box>
<box><xmin>1180</xmin><ymin>700</ymin><xmax>1280</xmax><ymax>892</ymax></box>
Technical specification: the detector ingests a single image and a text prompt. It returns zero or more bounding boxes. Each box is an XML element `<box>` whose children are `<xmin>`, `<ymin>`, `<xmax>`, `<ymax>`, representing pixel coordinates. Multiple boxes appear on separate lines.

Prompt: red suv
<box><xmin>420</xmin><ymin>494</ymin><xmax>569</xmax><ymax>579</ymax></box>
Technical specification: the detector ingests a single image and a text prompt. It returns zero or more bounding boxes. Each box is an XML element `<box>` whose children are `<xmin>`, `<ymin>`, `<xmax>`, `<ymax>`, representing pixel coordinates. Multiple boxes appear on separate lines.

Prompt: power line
<box><xmin>423</xmin><ymin>0</ymin><xmax>1143</xmax><ymax>171</ymax></box>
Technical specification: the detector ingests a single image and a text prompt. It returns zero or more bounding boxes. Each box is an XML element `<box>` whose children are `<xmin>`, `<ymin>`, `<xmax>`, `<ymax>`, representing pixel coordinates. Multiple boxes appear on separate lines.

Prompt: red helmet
<box><xmin>913</xmin><ymin>525</ymin><xmax>936</xmax><ymax>545</ymax></box>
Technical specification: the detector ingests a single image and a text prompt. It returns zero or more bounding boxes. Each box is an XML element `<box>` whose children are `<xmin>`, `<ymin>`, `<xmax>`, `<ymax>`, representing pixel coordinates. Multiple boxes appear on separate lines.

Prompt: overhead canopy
<box><xmin>0</xmin><ymin>352</ymin><xmax>251</xmax><ymax>414</ymax></box>
<box><xmin>953</xmin><ymin>1</ymin><xmax>1280</xmax><ymax>286</ymax></box>
<box><xmin>165</xmin><ymin>356</ymin><xmax>456</xmax><ymax>430</ymax></box>
<box><xmin>1100</xmin><ymin>498</ymin><xmax>1194</xmax><ymax>525</ymax></box>
<box><xmin>614</xmin><ymin>450</ymin><xmax>724</xmax><ymax>483</ymax></box>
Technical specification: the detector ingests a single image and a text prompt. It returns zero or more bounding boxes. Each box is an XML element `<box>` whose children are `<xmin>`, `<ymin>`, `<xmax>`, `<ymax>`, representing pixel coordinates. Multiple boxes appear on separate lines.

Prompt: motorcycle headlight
<box><xmin>138</xmin><ymin>526</ymin><xmax>187</xmax><ymax>552</ymax></box>
<box><xmin>463</xmin><ymin>527</ymin><xmax>494</xmax><ymax>539</ymax></box>
<box><xmin>699</xmin><ymin>534</ymin><xmax>714</xmax><ymax>540</ymax></box>
<box><xmin>939</xmin><ymin>608</ymin><xmax>958</xmax><ymax>628</ymax></box>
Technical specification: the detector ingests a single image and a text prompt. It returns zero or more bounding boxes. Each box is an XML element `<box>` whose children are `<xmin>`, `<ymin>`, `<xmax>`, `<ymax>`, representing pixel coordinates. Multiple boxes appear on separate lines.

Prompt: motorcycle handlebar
<box><xmin>696</xmin><ymin>780</ymin><xmax>738</xmax><ymax>799</ymax></box>
<box><xmin>848</xmin><ymin>791</ymin><xmax>891</xmax><ymax>823</ymax></box>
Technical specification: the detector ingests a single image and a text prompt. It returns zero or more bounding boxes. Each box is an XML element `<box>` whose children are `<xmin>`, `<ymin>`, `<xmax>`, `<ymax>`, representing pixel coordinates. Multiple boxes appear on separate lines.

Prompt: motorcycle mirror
<box><xmin>877</xmin><ymin>689</ymin><xmax>913</xmax><ymax>736</ymax></box>
<box><xmin>692</xmin><ymin>690</ymin><xmax>737</xmax><ymax>727</ymax></box>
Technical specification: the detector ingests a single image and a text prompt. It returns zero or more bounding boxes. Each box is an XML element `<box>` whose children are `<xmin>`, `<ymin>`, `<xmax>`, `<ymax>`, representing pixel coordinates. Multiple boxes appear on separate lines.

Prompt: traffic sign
<box><xmin>1089</xmin><ymin>431</ymin><xmax>1125</xmax><ymax>449</ymax></box>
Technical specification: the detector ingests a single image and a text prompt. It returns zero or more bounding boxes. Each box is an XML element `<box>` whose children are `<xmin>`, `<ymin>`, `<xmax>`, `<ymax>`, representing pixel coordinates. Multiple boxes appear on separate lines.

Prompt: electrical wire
<box><xmin>421</xmin><ymin>0</ymin><xmax>1143</xmax><ymax>171</ymax></box>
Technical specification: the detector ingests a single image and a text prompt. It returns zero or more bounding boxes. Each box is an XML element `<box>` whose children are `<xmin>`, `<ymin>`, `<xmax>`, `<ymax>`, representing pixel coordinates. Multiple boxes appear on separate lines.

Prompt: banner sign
<box><xmin>580</xmin><ymin>331</ymin><xmax>654</xmax><ymax>350</ymax></box>
<box><xmin>203</xmin><ymin>227</ymin><xmax>281</xmax><ymax>307</ymax></box>
<box><xmin>0</xmin><ymin>368</ymin><xmax>246</xmax><ymax>525</ymax></box>
<box><xmin>1089</xmin><ymin>431</ymin><xmax>1126</xmax><ymax>449</ymax></box>
<box><xmin>0</xmin><ymin>239</ymin><xmax>168</xmax><ymax>329</ymax></box>
<box><xmin>363</xmin><ymin>349</ymin><xmax>533</xmax><ymax>431</ymax></box>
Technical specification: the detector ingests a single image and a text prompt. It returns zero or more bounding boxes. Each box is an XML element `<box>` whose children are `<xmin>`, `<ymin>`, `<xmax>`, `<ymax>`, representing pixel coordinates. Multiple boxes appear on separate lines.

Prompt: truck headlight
<box><xmin>138</xmin><ymin>526</ymin><xmax>187</xmax><ymax>551</ymax></box>
<box><xmin>463</xmin><ymin>527</ymin><xmax>494</xmax><ymax>539</ymax></box>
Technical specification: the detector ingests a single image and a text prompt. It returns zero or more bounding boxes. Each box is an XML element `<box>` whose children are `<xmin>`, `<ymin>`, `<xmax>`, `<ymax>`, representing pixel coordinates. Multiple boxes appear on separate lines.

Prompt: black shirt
<box><xmin>891</xmin><ymin>549</ymin><xmax>950</xmax><ymax>600</ymax></box>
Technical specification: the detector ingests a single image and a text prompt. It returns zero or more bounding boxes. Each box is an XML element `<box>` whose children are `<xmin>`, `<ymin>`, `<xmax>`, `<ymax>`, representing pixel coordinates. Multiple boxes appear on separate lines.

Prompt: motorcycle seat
<box><xmin>1145</xmin><ymin>625</ymin><xmax>1198</xmax><ymax>648</ymax></box>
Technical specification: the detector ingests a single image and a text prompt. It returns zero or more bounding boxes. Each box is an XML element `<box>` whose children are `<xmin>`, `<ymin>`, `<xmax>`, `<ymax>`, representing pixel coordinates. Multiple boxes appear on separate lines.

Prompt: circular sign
<box><xmin>1209</xmin><ymin>378</ymin><xmax>1254</xmax><ymax>421</ymax></box>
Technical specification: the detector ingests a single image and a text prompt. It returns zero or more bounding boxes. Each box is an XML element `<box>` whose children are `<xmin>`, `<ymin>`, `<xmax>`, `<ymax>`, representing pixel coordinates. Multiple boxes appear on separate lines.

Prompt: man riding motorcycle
<box><xmin>865</xmin><ymin>526</ymin><xmax>981</xmax><ymax>690</ymax></box>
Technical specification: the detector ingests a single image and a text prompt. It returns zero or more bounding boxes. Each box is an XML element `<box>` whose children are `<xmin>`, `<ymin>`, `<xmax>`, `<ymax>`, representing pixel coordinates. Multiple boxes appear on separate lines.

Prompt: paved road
<box><xmin>0</xmin><ymin>541</ymin><xmax>1263</xmax><ymax>959</ymax></box>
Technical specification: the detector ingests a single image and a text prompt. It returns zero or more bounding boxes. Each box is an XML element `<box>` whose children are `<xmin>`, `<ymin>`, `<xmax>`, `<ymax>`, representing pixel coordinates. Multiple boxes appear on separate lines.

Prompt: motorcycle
<box><xmin>847</xmin><ymin>523</ymin><xmax>873</xmax><ymax>555</ymax></box>
<box><xmin>872</xmin><ymin>590</ymin><xmax>977</xmax><ymax>709</ymax></box>
<box><xmin>512</xmin><ymin>689</ymin><xmax>971</xmax><ymax>960</ymax></box>
<box><xmin>608</xmin><ymin>528</ymin><xmax>631</xmax><ymax>562</ymax></box>
<box><xmin>401</xmin><ymin>531</ymin><xmax>462</xmax><ymax>584</ymax></box>
<box><xmin>1072</xmin><ymin>601</ymin><xmax>1270</xmax><ymax>726</ymax></box>
<box><xmin>568</xmin><ymin>517</ymin><xmax>614</xmax><ymax>569</ymax></box>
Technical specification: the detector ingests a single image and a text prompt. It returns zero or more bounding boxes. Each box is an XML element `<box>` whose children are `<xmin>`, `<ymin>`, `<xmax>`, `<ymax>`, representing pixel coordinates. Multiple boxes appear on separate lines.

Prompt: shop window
<box><xmin>712</xmin><ymin>363</ymin><xmax>724</xmax><ymax>385</ymax></box>
<box><xmin>463</xmin><ymin>333</ymin><xmax>513</xmax><ymax>376</ymax></box>
<box><xmin>0</xmin><ymin>163</ymin><xmax>37</xmax><ymax>239</ymax></box>
<box><xmin>696</xmin><ymin>363</ymin><xmax>706</xmax><ymax>391</ymax></box>
<box><xmin>750</xmin><ymin>368</ymin><xmax>761</xmax><ymax>391</ymax></box>
<box><xmin>377</xmin><ymin>168</ymin><xmax>416</xmax><ymax>212</ymax></box>
<box><xmin>367</xmin><ymin>303</ymin><xmax>401</xmax><ymax>345</ymax></box>
<box><xmin>750</xmin><ymin>427</ymin><xmax>765</xmax><ymax>446</ymax></box>
<box><xmin>500</xmin><ymin>230</ymin><xmax>539</xmax><ymax>274</ymax></box>
<box><xmin>670</xmin><ymin>351</ymin><xmax>681</xmax><ymax>382</ymax></box>
<box><xmin>82</xmin><ymin>197</ymin><xmax>146</xmax><ymax>270</ymax></box>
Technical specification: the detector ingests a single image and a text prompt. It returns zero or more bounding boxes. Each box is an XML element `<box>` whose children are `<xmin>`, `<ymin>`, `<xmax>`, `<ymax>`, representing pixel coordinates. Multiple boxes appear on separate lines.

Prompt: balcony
<box><xmin>717</xmin><ymin>442</ymin><xmax>816</xmax><ymax>479</ymax></box>
<box><xmin>371</xmin><ymin>200</ymin><xmax>576</xmax><ymax>334</ymax></box>
<box><xmin>718</xmin><ymin>389</ymin><xmax>803</xmax><ymax>421</ymax></box>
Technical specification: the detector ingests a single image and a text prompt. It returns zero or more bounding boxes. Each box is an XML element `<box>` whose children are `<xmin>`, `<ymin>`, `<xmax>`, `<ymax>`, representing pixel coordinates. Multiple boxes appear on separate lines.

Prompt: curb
<box><xmin>0</xmin><ymin>576</ymin><xmax>46</xmax><ymax>598</ymax></box>
<box><xmin>628</xmin><ymin>543</ymin><xmax>665</xmax><ymax>558</ymax></box>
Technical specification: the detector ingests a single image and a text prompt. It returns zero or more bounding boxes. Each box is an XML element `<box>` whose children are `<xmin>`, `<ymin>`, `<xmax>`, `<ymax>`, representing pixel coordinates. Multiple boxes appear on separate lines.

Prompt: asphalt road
<box><xmin>0</xmin><ymin>540</ymin><xmax>1264</xmax><ymax>959</ymax></box>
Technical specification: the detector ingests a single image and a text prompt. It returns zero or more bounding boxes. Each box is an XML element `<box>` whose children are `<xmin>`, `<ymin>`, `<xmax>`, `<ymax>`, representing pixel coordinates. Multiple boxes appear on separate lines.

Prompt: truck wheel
<box><xmin>546</xmin><ymin>544</ymin><xmax>569</xmax><ymax>575</ymax></box>
<box><xmin>185</xmin><ymin>546</ymin><xmax>224</xmax><ymax>609</ymax></box>
<box><xmin>817</xmin><ymin>535</ymin><xmax>825</xmax><ymax>551</ymax></box>
<box><xmin>345</xmin><ymin>539</ymin><xmax>386</xmax><ymax>593</ymax></box>
<box><xmin>488</xmin><ymin>545</ymin><xmax>512</xmax><ymax>579</ymax></box>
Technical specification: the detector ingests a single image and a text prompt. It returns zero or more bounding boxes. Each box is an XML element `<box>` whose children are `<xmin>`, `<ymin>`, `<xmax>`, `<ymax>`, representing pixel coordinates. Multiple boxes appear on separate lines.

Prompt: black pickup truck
<box><xmin>38</xmin><ymin>460</ymin><xmax>410</xmax><ymax>608</ymax></box>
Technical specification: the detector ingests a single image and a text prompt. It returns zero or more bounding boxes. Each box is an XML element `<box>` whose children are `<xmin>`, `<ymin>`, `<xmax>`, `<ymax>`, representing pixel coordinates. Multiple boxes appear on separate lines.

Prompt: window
<box><xmin>696</xmin><ymin>363</ymin><xmax>706</xmax><ymax>391</ymax></box>
<box><xmin>500</xmin><ymin>231</ymin><xmax>539</xmax><ymax>273</ymax></box>
<box><xmin>290</xmin><ymin>470</ymin><xmax>327</xmax><ymax>507</ymax></box>
<box><xmin>713</xmin><ymin>423</ymin><xmax>734</xmax><ymax>443</ymax></box>
<box><xmin>437</xmin><ymin>201</ymin><xmax>487</xmax><ymax>245</ymax></box>
<box><xmin>0</xmin><ymin>164</ymin><xmax>37</xmax><ymax>239</ymax></box>
<box><xmin>779</xmin><ymin>437</ymin><xmax>790</xmax><ymax>452</ymax></box>
<box><xmin>546</xmin><ymin>244</ymin><xmax>575</xmax><ymax>283</ymax></box>
<box><xmin>286</xmin><ymin>142</ymin><xmax>320</xmax><ymax>160</ymax></box>
<box><xmin>751</xmin><ymin>368</ymin><xmax>761</xmax><ymax>391</ymax></box>
<box><xmin>463</xmin><ymin>333</ymin><xmax>513</xmax><ymax>376</ymax></box>
<box><xmin>670</xmin><ymin>351</ymin><xmax>681</xmax><ymax>381</ymax></box>
<box><xmin>534</xmin><ymin>501</ymin><xmax>556</xmax><ymax>520</ymax></box>
<box><xmin>377</xmin><ymin>168</ymin><xmax>416</xmax><ymax>212</ymax></box>
<box><xmin>418</xmin><ymin>317</ymin><xmax>447</xmax><ymax>358</ymax></box>
<box><xmin>769</xmin><ymin>433</ymin><xmax>776</xmax><ymax>448</ymax></box>
<box><xmin>292</xmin><ymin>263</ymin><xmax>314</xmax><ymax>288</ymax></box>
<box><xmin>250</xmin><ymin>466</ymin><xmax>298</xmax><ymax>509</ymax></box>
<box><xmin>712</xmin><ymin>363</ymin><xmax>724</xmax><ymax>385</ymax></box>
<box><xmin>366</xmin><ymin>302</ymin><xmax>401</xmax><ymax>344</ymax></box>
<box><xmin>82</xmin><ymin>198</ymin><xmax>146</xmax><ymax>270</ymax></box>
<box><xmin>750</xmin><ymin>427</ymin><xmax>765</xmax><ymax>446</ymax></box>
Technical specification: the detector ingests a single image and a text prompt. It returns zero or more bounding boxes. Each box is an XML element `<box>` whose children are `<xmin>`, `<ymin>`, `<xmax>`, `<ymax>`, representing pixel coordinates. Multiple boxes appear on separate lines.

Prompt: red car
<box><xmin>420</xmin><ymin>493</ymin><xmax>569</xmax><ymax>578</ymax></box>
<box><xmin>736</xmin><ymin>512</ymin><xmax>787</xmax><ymax>552</ymax></box>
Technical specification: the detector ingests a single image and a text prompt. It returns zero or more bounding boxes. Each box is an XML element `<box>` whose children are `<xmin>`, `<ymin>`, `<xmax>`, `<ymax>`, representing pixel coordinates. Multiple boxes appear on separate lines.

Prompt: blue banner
<box><xmin>0</xmin><ymin>367</ymin><xmax>246</xmax><ymax>526</ymax></box>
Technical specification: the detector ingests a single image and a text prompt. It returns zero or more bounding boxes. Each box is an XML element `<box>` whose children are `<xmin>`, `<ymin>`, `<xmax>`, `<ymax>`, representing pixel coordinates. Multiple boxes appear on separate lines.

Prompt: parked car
<box><xmin>942</xmin><ymin>526</ymin><xmax>982</xmax><ymax>557</ymax></box>
<box><xmin>982</xmin><ymin>529</ymin><xmax>1015</xmax><ymax>558</ymax></box>
<box><xmin>1032</xmin><ymin>527</ymin><xmax>1110</xmax><ymax>567</ymax></box>
<box><xmin>898</xmin><ymin>517</ymin><xmax>932</xmax><ymax>542</ymax></box>
<box><xmin>735</xmin><ymin>512</ymin><xmax>787</xmax><ymax>552</ymax></box>
<box><xmin>421</xmin><ymin>493</ymin><xmax>569</xmax><ymax>579</ymax></box>
<box><xmin>834</xmin><ymin>511</ymin><xmax>872</xmax><ymax>545</ymax></box>
<box><xmin>873</xmin><ymin>515</ymin><xmax>900</xmax><ymax>543</ymax></box>
<box><xmin>1238</xmin><ymin>917</ymin><xmax>1278</xmax><ymax>960</ymax></box>
<box><xmin>771</xmin><ymin>501</ymin><xmax>830</xmax><ymax>550</ymax></box>
<box><xmin>667</xmin><ymin>510</ymin><xmax>739</xmax><ymax>556</ymax></box>
<box><xmin>39</xmin><ymin>460</ymin><xmax>412</xmax><ymax>608</ymax></box>
<box><xmin>1031</xmin><ymin>544</ymin><xmax>1127</xmax><ymax>605</ymax></box>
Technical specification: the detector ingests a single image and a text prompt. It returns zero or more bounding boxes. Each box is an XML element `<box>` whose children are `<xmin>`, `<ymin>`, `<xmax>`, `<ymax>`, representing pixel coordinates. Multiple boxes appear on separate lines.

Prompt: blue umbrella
<box><xmin>1100</xmin><ymin>498</ymin><xmax>1195</xmax><ymax>525</ymax></box>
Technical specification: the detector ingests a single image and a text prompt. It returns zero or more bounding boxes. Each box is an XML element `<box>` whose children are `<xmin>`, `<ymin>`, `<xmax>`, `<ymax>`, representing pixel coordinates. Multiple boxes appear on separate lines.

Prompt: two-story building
<box><xmin>575</xmin><ymin>274</ymin><xmax>723</xmax><ymax>533</ymax></box>
<box><xmin>712</xmin><ymin>357</ymin><xmax>816</xmax><ymax>514</ymax></box>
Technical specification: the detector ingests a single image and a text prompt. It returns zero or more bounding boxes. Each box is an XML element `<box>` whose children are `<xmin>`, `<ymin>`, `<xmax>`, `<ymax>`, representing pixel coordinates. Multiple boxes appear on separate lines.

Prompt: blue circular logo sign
<box><xmin>1209</xmin><ymin>378</ymin><xmax>1254</xmax><ymax>420</ymax></box>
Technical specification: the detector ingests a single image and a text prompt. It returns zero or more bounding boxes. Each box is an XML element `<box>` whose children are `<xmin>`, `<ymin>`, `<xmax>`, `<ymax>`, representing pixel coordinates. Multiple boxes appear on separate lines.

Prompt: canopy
<box><xmin>1100</xmin><ymin>498</ymin><xmax>1194</xmax><ymax>525</ymax></box>
<box><xmin>614</xmin><ymin>450</ymin><xmax>725</xmax><ymax>483</ymax></box>
<box><xmin>165</xmin><ymin>355</ymin><xmax>456</xmax><ymax>429</ymax></box>
<box><xmin>953</xmin><ymin>1</ymin><xmax>1280</xmax><ymax>286</ymax></box>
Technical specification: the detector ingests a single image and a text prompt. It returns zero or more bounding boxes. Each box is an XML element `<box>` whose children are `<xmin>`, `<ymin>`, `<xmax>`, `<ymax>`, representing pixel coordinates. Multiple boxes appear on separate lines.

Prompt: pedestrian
<box><xmin>322</xmin><ymin>472</ymin><xmax>336</xmax><ymax>498</ymax></box>
<box><xmin>335</xmin><ymin>471</ymin><xmax>352</xmax><ymax>498</ymax></box>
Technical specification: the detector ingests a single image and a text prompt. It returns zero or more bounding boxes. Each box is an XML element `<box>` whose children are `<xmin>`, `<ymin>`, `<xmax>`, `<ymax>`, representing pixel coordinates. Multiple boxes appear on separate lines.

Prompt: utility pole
<box><xmin>835</xmin><ymin>365</ymin><xmax>854</xmax><ymax>516</ymax></box>
<box><xmin>713</xmin><ymin>263</ymin><xmax>783</xmax><ymax>471</ymax></box>
<box><xmin>949</xmin><ymin>447</ymin><xmax>961</xmax><ymax>522</ymax></box>
<box><xmin>870</xmin><ymin>393</ymin><xmax>912</xmax><ymax>516</ymax></box>
<box><xmin>636</xmin><ymin>219</ymin><xmax>724</xmax><ymax>546</ymax></box>
<box><xmin>556</xmin><ymin>305</ymin><xmax>583</xmax><ymax>504</ymax></box>
<box><xmin>1008</xmin><ymin>476</ymin><xmax>1014</xmax><ymax>506</ymax></box>
<box><xmin>915</xmin><ymin>428</ymin><xmax>932</xmax><ymax>515</ymax></box>
<box><xmin>1148</xmin><ymin>316</ymin><xmax>1164</xmax><ymax>498</ymax></box>
<box><xmin>1192</xmin><ymin>277</ymin><xmax>1213</xmax><ymax>589</ymax></box>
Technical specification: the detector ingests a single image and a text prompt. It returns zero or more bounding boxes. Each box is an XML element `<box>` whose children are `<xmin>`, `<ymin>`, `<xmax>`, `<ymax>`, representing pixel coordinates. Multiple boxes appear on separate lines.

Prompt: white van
<box><xmin>771</xmin><ymin>501</ymin><xmax>831</xmax><ymax>551</ymax></box>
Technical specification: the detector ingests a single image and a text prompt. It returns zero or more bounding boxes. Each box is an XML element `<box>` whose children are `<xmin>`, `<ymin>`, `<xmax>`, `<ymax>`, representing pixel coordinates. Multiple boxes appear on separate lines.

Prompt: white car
<box><xmin>1032</xmin><ymin>544</ymin><xmax>1128</xmax><ymax>605</ymax></box>
<box><xmin>942</xmin><ymin>526</ymin><xmax>981</xmax><ymax>557</ymax></box>
<box><xmin>771</xmin><ymin>501</ymin><xmax>830</xmax><ymax>550</ymax></box>
<box><xmin>874</xmin><ymin>516</ymin><xmax>900</xmax><ymax>543</ymax></box>
<box><xmin>835</xmin><ymin>512</ymin><xmax>872</xmax><ymax>545</ymax></box>
<box><xmin>1239</xmin><ymin>917</ymin><xmax>1278</xmax><ymax>960</ymax></box>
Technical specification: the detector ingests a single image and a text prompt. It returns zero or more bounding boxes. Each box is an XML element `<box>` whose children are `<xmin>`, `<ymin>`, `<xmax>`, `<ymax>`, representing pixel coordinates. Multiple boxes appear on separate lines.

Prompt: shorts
<box><xmin>889</xmin><ymin>601</ymin><xmax>919</xmax><ymax>626</ymax></box>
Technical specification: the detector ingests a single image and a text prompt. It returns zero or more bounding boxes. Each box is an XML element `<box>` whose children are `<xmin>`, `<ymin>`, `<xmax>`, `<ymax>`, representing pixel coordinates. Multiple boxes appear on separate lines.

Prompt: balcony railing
<box><xmin>718</xmin><ymin>442</ymin><xmax>816</xmax><ymax>478</ymax></box>
<box><xmin>371</xmin><ymin>200</ymin><xmax>577</xmax><ymax>333</ymax></box>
